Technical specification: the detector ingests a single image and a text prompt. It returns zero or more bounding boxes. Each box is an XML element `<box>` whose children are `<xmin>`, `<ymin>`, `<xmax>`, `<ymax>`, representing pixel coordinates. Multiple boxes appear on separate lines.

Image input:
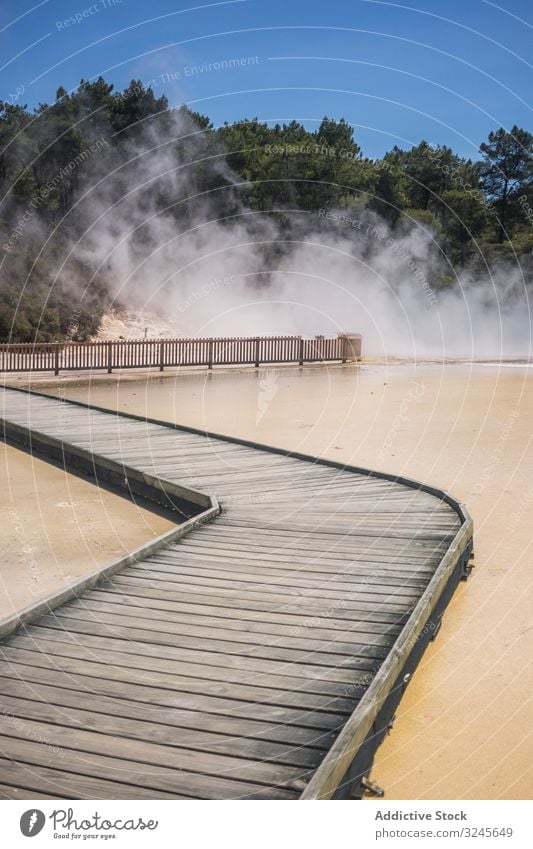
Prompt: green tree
<box><xmin>440</xmin><ymin>189</ymin><xmax>490</xmax><ymax>263</ymax></box>
<box><xmin>385</xmin><ymin>142</ymin><xmax>465</xmax><ymax>212</ymax></box>
<box><xmin>317</xmin><ymin>116</ymin><xmax>360</xmax><ymax>157</ymax></box>
<box><xmin>479</xmin><ymin>125</ymin><xmax>533</xmax><ymax>242</ymax></box>
<box><xmin>110</xmin><ymin>79</ymin><xmax>169</xmax><ymax>136</ymax></box>
<box><xmin>368</xmin><ymin>160</ymin><xmax>409</xmax><ymax>224</ymax></box>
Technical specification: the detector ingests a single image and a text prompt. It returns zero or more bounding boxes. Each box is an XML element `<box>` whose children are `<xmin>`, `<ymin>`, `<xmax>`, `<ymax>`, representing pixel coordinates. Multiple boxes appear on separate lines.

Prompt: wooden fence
<box><xmin>0</xmin><ymin>334</ymin><xmax>361</xmax><ymax>375</ymax></box>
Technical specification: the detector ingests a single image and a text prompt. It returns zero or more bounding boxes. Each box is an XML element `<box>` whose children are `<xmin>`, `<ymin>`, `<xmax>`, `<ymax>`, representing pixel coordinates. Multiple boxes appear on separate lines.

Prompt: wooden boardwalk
<box><xmin>0</xmin><ymin>387</ymin><xmax>473</xmax><ymax>800</ymax></box>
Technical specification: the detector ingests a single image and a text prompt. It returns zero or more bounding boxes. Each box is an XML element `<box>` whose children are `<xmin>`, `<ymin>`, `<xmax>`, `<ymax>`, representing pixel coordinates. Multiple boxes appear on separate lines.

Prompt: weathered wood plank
<box><xmin>0</xmin><ymin>659</ymin><xmax>350</xmax><ymax>731</ymax></box>
<box><xmin>108</xmin><ymin>574</ymin><xmax>412</xmax><ymax>622</ymax></box>
<box><xmin>0</xmin><ymin>735</ymin><xmax>299</xmax><ymax>799</ymax></box>
<box><xmin>72</xmin><ymin>592</ymin><xmax>403</xmax><ymax>642</ymax></box>
<box><xmin>0</xmin><ymin>758</ymin><xmax>184</xmax><ymax>800</ymax></box>
<box><xmin>0</xmin><ymin>693</ymin><xmax>323</xmax><ymax>769</ymax></box>
<box><xmin>0</xmin><ymin>675</ymin><xmax>335</xmax><ymax>750</ymax></box>
<box><xmin>2</xmin><ymin>638</ymin><xmax>363</xmax><ymax>709</ymax></box>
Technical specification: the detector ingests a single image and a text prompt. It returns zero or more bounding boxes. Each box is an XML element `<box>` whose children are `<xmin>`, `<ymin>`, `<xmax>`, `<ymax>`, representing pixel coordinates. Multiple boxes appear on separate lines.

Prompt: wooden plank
<box><xmin>0</xmin><ymin>781</ymin><xmax>66</xmax><ymax>800</ymax></box>
<box><xmin>10</xmin><ymin>611</ymin><xmax>382</xmax><ymax>670</ymax></box>
<box><xmin>213</xmin><ymin>517</ymin><xmax>455</xmax><ymax>541</ymax></box>
<box><xmin>0</xmin><ymin>658</ymin><xmax>354</xmax><ymax>729</ymax></box>
<box><xmin>0</xmin><ymin>692</ymin><xmax>324</xmax><ymax>769</ymax></box>
<box><xmin>119</xmin><ymin>566</ymin><xmax>420</xmax><ymax>605</ymax></box>
<box><xmin>0</xmin><ymin>712</ymin><xmax>305</xmax><ymax>789</ymax></box>
<box><xmin>190</xmin><ymin>527</ymin><xmax>446</xmax><ymax>561</ymax></box>
<box><xmin>0</xmin><ymin>757</ymin><xmax>183</xmax><ymax>799</ymax></box>
<box><xmin>144</xmin><ymin>553</ymin><xmax>430</xmax><ymax>590</ymax></box>
<box><xmin>133</xmin><ymin>558</ymin><xmax>425</xmax><ymax>596</ymax></box>
<box><xmin>56</xmin><ymin>598</ymin><xmax>393</xmax><ymax>658</ymax></box>
<box><xmin>0</xmin><ymin>735</ymin><xmax>298</xmax><ymax>800</ymax></box>
<box><xmin>14</xmin><ymin>628</ymin><xmax>363</xmax><ymax>695</ymax></box>
<box><xmin>73</xmin><ymin>591</ymin><xmax>403</xmax><ymax>642</ymax></box>
<box><xmin>3</xmin><ymin>637</ymin><xmax>362</xmax><ymax>710</ymax></box>
<box><xmin>0</xmin><ymin>674</ymin><xmax>335</xmax><ymax>750</ymax></box>
<box><xmin>168</xmin><ymin>539</ymin><xmax>438</xmax><ymax>573</ymax></box>
<box><xmin>108</xmin><ymin>574</ymin><xmax>412</xmax><ymax>623</ymax></box>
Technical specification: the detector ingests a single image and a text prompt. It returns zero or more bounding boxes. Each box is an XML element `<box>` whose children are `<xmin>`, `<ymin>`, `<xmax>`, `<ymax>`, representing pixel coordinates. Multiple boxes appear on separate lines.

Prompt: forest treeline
<box><xmin>1</xmin><ymin>76</ymin><xmax>532</xmax><ymax>341</ymax></box>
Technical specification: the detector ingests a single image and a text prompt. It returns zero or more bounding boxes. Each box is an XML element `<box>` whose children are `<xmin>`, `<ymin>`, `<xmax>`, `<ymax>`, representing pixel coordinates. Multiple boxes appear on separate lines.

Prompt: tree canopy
<box><xmin>1</xmin><ymin>76</ymin><xmax>531</xmax><ymax>342</ymax></box>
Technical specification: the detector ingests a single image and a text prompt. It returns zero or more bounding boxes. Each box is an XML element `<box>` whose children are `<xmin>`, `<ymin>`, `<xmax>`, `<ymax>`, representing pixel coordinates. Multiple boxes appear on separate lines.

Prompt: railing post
<box><xmin>341</xmin><ymin>334</ymin><xmax>347</xmax><ymax>363</ymax></box>
<box><xmin>107</xmin><ymin>341</ymin><xmax>113</xmax><ymax>374</ymax></box>
<box><xmin>298</xmin><ymin>335</ymin><xmax>304</xmax><ymax>366</ymax></box>
<box><xmin>254</xmin><ymin>337</ymin><xmax>260</xmax><ymax>368</ymax></box>
<box><xmin>208</xmin><ymin>339</ymin><xmax>213</xmax><ymax>370</ymax></box>
<box><xmin>159</xmin><ymin>340</ymin><xmax>165</xmax><ymax>372</ymax></box>
<box><xmin>339</xmin><ymin>333</ymin><xmax>362</xmax><ymax>363</ymax></box>
<box><xmin>54</xmin><ymin>342</ymin><xmax>60</xmax><ymax>376</ymax></box>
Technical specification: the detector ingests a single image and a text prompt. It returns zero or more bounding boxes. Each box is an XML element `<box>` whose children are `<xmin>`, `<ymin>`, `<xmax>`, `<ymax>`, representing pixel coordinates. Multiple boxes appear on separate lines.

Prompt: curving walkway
<box><xmin>0</xmin><ymin>387</ymin><xmax>473</xmax><ymax>800</ymax></box>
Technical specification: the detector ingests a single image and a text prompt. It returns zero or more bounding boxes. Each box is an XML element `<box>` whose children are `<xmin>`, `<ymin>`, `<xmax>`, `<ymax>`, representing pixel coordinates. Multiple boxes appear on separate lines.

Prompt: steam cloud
<box><xmin>52</xmin><ymin>109</ymin><xmax>533</xmax><ymax>359</ymax></box>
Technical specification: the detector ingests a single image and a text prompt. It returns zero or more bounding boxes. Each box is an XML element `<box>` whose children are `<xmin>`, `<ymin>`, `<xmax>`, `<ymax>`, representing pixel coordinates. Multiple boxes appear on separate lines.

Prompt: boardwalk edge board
<box><xmin>0</xmin><ymin>416</ymin><xmax>220</xmax><ymax>641</ymax></box>
<box><xmin>301</xmin><ymin>522</ymin><xmax>473</xmax><ymax>799</ymax></box>
<box><xmin>0</xmin><ymin>386</ymin><xmax>473</xmax><ymax>800</ymax></box>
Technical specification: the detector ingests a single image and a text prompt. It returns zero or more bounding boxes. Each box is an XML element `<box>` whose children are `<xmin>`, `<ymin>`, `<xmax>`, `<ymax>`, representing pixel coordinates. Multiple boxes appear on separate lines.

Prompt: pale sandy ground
<box><xmin>4</xmin><ymin>361</ymin><xmax>533</xmax><ymax>799</ymax></box>
<box><xmin>94</xmin><ymin>308</ymin><xmax>182</xmax><ymax>340</ymax></box>
<box><xmin>0</xmin><ymin>442</ymin><xmax>173</xmax><ymax>620</ymax></box>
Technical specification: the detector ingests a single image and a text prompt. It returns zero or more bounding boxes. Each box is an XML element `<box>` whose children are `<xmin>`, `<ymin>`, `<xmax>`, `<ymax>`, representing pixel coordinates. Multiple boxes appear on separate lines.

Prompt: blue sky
<box><xmin>1</xmin><ymin>0</ymin><xmax>532</xmax><ymax>159</ymax></box>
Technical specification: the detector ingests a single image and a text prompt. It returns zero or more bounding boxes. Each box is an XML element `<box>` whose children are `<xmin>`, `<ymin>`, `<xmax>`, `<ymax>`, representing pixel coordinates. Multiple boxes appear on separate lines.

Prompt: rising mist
<box><xmin>7</xmin><ymin>102</ymin><xmax>532</xmax><ymax>359</ymax></box>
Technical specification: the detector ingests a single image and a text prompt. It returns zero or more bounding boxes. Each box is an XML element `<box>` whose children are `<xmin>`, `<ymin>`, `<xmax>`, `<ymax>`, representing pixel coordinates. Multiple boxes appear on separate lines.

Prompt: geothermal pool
<box><xmin>7</xmin><ymin>361</ymin><xmax>533</xmax><ymax>799</ymax></box>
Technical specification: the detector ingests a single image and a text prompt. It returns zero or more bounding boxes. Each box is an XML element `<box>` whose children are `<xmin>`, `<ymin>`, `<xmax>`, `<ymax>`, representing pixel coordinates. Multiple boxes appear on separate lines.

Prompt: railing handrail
<box><xmin>0</xmin><ymin>334</ymin><xmax>340</xmax><ymax>344</ymax></box>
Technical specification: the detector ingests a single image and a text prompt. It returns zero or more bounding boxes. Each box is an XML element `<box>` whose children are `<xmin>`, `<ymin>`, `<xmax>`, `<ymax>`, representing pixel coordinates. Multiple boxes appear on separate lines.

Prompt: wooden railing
<box><xmin>0</xmin><ymin>334</ymin><xmax>361</xmax><ymax>375</ymax></box>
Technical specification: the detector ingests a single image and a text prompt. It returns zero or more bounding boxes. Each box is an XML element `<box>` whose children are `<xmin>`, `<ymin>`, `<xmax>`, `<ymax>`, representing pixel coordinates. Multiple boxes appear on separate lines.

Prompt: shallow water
<box><xmin>38</xmin><ymin>362</ymin><xmax>533</xmax><ymax>799</ymax></box>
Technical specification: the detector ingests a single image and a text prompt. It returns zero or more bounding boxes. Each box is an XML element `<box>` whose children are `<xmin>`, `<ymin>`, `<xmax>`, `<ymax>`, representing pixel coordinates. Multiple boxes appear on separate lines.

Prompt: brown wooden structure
<box><xmin>0</xmin><ymin>386</ymin><xmax>472</xmax><ymax>800</ymax></box>
<box><xmin>0</xmin><ymin>334</ymin><xmax>362</xmax><ymax>375</ymax></box>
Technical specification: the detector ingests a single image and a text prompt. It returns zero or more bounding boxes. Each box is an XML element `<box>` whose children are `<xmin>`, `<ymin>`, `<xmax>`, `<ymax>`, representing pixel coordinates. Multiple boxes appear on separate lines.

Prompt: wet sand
<box><xmin>0</xmin><ymin>442</ymin><xmax>173</xmax><ymax>620</ymax></box>
<box><xmin>14</xmin><ymin>361</ymin><xmax>533</xmax><ymax>799</ymax></box>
